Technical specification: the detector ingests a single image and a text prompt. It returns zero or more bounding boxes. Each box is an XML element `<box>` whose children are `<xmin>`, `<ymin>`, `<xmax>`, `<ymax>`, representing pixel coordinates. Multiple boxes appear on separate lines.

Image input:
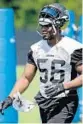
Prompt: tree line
<box><xmin>0</xmin><ymin>0</ymin><xmax>82</xmax><ymax>29</ymax></box>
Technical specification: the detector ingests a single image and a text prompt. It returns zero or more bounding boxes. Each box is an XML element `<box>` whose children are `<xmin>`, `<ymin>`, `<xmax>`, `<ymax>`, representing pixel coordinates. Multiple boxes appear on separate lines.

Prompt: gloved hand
<box><xmin>0</xmin><ymin>96</ymin><xmax>13</xmax><ymax>115</ymax></box>
<box><xmin>45</xmin><ymin>83</ymin><xmax>65</xmax><ymax>98</ymax></box>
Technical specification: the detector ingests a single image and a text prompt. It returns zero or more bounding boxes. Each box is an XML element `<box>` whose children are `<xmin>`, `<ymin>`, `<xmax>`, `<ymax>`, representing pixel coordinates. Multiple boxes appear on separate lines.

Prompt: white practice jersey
<box><xmin>27</xmin><ymin>36</ymin><xmax>82</xmax><ymax>99</ymax></box>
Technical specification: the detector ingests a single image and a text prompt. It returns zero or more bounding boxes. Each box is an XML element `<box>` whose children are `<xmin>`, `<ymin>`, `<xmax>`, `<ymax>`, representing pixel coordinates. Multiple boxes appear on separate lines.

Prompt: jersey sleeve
<box><xmin>71</xmin><ymin>48</ymin><xmax>83</xmax><ymax>67</ymax></box>
<box><xmin>27</xmin><ymin>49</ymin><xmax>37</xmax><ymax>67</ymax></box>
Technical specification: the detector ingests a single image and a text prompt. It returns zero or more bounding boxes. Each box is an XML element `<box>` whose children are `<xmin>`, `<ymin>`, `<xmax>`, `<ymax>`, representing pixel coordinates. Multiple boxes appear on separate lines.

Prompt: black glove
<box><xmin>0</xmin><ymin>96</ymin><xmax>13</xmax><ymax>115</ymax></box>
<box><xmin>45</xmin><ymin>83</ymin><xmax>65</xmax><ymax>98</ymax></box>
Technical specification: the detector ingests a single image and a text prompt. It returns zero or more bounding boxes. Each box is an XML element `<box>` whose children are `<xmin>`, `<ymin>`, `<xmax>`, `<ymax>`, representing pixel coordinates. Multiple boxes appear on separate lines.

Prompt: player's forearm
<box><xmin>9</xmin><ymin>76</ymin><xmax>30</xmax><ymax>98</ymax></box>
<box><xmin>63</xmin><ymin>74</ymin><xmax>83</xmax><ymax>90</ymax></box>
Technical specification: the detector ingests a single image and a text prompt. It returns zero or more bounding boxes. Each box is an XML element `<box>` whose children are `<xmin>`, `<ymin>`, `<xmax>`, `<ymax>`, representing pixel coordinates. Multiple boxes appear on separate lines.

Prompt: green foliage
<box><xmin>0</xmin><ymin>0</ymin><xmax>82</xmax><ymax>29</ymax></box>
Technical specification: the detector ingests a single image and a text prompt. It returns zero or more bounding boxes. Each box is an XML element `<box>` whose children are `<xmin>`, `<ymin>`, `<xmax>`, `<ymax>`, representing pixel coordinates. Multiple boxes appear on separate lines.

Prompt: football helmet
<box><xmin>38</xmin><ymin>3</ymin><xmax>69</xmax><ymax>28</ymax></box>
<box><xmin>37</xmin><ymin>3</ymin><xmax>69</xmax><ymax>39</ymax></box>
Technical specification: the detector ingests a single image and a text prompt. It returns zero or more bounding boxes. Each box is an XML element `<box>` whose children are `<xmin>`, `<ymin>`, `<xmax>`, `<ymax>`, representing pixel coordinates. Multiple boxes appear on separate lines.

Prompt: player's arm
<box><xmin>0</xmin><ymin>49</ymin><xmax>37</xmax><ymax>114</ymax></box>
<box><xmin>63</xmin><ymin>65</ymin><xmax>83</xmax><ymax>90</ymax></box>
<box><xmin>9</xmin><ymin>63</ymin><xmax>37</xmax><ymax>98</ymax></box>
<box><xmin>63</xmin><ymin>48</ymin><xmax>83</xmax><ymax>90</ymax></box>
<box><xmin>9</xmin><ymin>49</ymin><xmax>37</xmax><ymax>98</ymax></box>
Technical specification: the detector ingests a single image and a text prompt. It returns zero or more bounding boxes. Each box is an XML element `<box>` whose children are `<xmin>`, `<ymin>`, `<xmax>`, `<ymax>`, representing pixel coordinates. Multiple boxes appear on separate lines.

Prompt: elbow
<box><xmin>76</xmin><ymin>65</ymin><xmax>83</xmax><ymax>75</ymax></box>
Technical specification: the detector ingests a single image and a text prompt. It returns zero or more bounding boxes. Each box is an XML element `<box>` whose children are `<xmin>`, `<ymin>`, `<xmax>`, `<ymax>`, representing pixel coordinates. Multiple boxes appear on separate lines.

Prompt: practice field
<box><xmin>17</xmin><ymin>66</ymin><xmax>40</xmax><ymax>123</ymax></box>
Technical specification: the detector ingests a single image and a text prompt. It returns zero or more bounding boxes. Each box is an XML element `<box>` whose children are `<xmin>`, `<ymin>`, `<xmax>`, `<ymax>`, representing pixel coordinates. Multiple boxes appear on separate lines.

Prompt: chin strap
<box><xmin>52</xmin><ymin>24</ymin><xmax>57</xmax><ymax>35</ymax></box>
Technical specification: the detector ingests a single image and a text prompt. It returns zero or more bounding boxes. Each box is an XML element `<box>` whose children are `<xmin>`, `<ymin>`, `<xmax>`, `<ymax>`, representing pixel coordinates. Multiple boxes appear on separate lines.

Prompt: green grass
<box><xmin>16</xmin><ymin>66</ymin><xmax>41</xmax><ymax>123</ymax></box>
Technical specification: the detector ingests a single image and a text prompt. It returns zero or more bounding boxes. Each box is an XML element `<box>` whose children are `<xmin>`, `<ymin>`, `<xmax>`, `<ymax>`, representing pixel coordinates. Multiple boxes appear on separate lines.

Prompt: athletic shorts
<box><xmin>39</xmin><ymin>95</ymin><xmax>78</xmax><ymax>123</ymax></box>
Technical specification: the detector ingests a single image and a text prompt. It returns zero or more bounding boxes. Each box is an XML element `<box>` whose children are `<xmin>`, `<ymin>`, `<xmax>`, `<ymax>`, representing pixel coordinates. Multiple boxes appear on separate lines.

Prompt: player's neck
<box><xmin>47</xmin><ymin>34</ymin><xmax>62</xmax><ymax>47</ymax></box>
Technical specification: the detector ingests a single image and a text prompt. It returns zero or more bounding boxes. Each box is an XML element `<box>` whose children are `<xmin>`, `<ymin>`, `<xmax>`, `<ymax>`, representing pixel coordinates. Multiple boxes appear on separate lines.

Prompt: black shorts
<box><xmin>39</xmin><ymin>95</ymin><xmax>78</xmax><ymax>123</ymax></box>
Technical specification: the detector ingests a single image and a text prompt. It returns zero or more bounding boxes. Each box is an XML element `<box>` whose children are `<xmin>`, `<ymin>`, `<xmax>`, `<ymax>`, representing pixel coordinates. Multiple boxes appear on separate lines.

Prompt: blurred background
<box><xmin>0</xmin><ymin>0</ymin><xmax>82</xmax><ymax>65</ymax></box>
<box><xmin>0</xmin><ymin>0</ymin><xmax>82</xmax><ymax>123</ymax></box>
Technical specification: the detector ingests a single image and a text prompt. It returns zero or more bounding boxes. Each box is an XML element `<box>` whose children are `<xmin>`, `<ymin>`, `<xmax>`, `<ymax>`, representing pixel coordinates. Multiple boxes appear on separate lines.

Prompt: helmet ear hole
<box><xmin>55</xmin><ymin>19</ymin><xmax>62</xmax><ymax>27</ymax></box>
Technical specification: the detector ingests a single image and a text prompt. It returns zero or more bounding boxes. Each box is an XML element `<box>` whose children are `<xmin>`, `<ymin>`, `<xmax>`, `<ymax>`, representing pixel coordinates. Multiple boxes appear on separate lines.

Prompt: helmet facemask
<box><xmin>37</xmin><ymin>17</ymin><xmax>57</xmax><ymax>40</ymax></box>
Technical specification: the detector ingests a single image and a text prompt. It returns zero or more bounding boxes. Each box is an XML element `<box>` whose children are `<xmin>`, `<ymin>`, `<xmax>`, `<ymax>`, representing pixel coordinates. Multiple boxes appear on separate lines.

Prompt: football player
<box><xmin>0</xmin><ymin>3</ymin><xmax>83</xmax><ymax>123</ymax></box>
